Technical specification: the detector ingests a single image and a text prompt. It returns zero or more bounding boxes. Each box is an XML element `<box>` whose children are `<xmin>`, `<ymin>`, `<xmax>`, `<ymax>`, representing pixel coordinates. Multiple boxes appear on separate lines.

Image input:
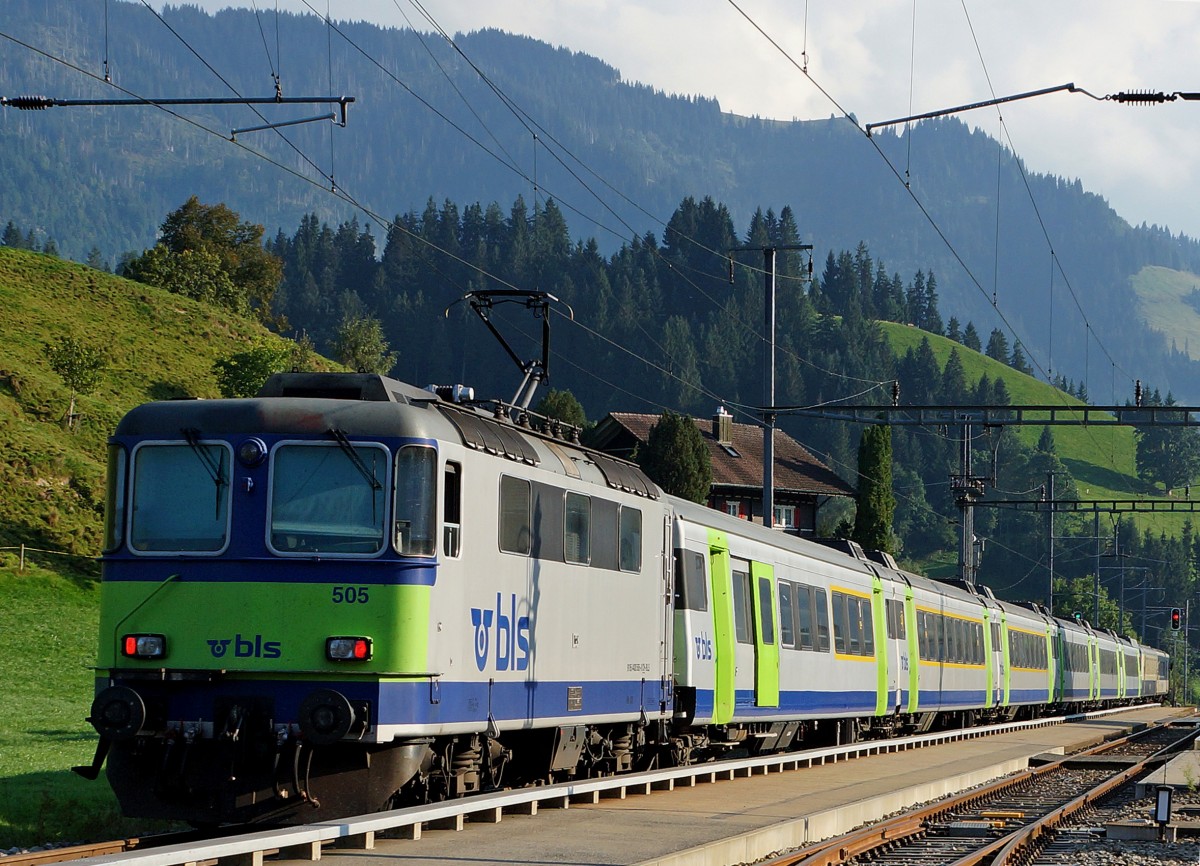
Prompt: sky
<box><xmin>178</xmin><ymin>1</ymin><xmax>1200</xmax><ymax>238</ymax></box>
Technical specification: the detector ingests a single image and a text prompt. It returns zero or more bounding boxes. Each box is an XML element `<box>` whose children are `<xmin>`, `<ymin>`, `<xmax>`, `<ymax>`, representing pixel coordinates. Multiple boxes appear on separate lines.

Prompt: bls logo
<box><xmin>207</xmin><ymin>633</ymin><xmax>282</xmax><ymax>659</ymax></box>
<box><xmin>470</xmin><ymin>593</ymin><xmax>531</xmax><ymax>672</ymax></box>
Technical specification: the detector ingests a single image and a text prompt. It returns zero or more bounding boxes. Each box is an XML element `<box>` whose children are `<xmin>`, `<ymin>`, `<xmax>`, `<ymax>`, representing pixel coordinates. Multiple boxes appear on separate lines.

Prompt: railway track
<box><xmin>769</xmin><ymin>719</ymin><xmax>1199</xmax><ymax>866</ymax></box>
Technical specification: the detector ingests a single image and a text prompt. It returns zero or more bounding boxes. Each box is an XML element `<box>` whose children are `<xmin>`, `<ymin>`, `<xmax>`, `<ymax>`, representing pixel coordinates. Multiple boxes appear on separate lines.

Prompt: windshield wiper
<box><xmin>182</xmin><ymin>428</ymin><xmax>226</xmax><ymax>519</ymax></box>
<box><xmin>327</xmin><ymin>428</ymin><xmax>383</xmax><ymax>523</ymax></box>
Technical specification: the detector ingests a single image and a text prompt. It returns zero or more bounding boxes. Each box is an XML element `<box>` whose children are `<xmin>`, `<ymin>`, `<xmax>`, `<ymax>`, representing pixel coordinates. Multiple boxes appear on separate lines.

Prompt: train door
<box><xmin>883</xmin><ymin>582</ymin><xmax>906</xmax><ymax>713</ymax></box>
<box><xmin>729</xmin><ymin>558</ymin><xmax>762</xmax><ymax>709</ymax></box>
<box><xmin>750</xmin><ymin>562</ymin><xmax>780</xmax><ymax>707</ymax></box>
<box><xmin>904</xmin><ymin>586</ymin><xmax>919</xmax><ymax>713</ymax></box>
<box><xmin>707</xmin><ymin>531</ymin><xmax>735</xmax><ymax>725</ymax></box>
<box><xmin>870</xmin><ymin>574</ymin><xmax>889</xmax><ymax>716</ymax></box>
<box><xmin>989</xmin><ymin>615</ymin><xmax>1004</xmax><ymax>707</ymax></box>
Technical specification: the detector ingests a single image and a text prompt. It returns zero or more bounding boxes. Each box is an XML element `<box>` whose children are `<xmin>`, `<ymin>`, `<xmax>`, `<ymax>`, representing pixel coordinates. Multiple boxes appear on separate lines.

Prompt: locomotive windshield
<box><xmin>129</xmin><ymin>442</ymin><xmax>231</xmax><ymax>553</ymax></box>
<box><xmin>269</xmin><ymin>442</ymin><xmax>388</xmax><ymax>555</ymax></box>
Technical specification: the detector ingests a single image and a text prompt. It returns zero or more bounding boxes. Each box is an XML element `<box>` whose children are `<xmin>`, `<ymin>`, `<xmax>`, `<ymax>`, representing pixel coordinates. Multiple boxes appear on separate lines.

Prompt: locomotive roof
<box><xmin>113</xmin><ymin>373</ymin><xmax>660</xmax><ymax>500</ymax></box>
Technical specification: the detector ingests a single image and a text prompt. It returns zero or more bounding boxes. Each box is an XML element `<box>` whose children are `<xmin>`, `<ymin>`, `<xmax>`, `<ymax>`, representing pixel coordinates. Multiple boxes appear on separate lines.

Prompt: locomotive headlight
<box><xmin>237</xmin><ymin>437</ymin><xmax>268</xmax><ymax>467</ymax></box>
<box><xmin>326</xmin><ymin>636</ymin><xmax>372</xmax><ymax>661</ymax></box>
<box><xmin>121</xmin><ymin>633</ymin><xmax>167</xmax><ymax>659</ymax></box>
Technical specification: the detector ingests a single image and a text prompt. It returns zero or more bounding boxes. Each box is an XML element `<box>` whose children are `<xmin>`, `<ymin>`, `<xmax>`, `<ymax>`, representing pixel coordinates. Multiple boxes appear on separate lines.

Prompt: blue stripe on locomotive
<box><xmin>116</xmin><ymin>677</ymin><xmax>669</xmax><ymax>727</ymax></box>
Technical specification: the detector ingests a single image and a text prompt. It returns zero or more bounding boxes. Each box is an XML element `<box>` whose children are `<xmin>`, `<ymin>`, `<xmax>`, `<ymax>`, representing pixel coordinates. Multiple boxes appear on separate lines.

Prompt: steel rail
<box><xmin>983</xmin><ymin>725</ymin><xmax>1197</xmax><ymax>866</ymax></box>
<box><xmin>776</xmin><ymin>716</ymin><xmax>1197</xmax><ymax>866</ymax></box>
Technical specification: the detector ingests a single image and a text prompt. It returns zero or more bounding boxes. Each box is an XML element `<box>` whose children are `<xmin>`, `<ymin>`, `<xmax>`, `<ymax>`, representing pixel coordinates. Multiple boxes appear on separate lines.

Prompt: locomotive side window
<box><xmin>130</xmin><ymin>442</ymin><xmax>231</xmax><ymax>553</ymax></box>
<box><xmin>498</xmin><ymin>475</ymin><xmax>531</xmax><ymax>555</ymax></box>
<box><xmin>443</xmin><ymin>461</ymin><xmax>461</xmax><ymax>558</ymax></box>
<box><xmin>104</xmin><ymin>445</ymin><xmax>127</xmax><ymax>552</ymax></box>
<box><xmin>564</xmin><ymin>492</ymin><xmax>591</xmax><ymax>565</ymax></box>
<box><xmin>732</xmin><ymin>568</ymin><xmax>753</xmax><ymax>644</ymax></box>
<box><xmin>395</xmin><ymin>446</ymin><xmax>436</xmax><ymax>557</ymax></box>
<box><xmin>269</xmin><ymin>442</ymin><xmax>388</xmax><ymax>555</ymax></box>
<box><xmin>619</xmin><ymin>506</ymin><xmax>642</xmax><ymax>572</ymax></box>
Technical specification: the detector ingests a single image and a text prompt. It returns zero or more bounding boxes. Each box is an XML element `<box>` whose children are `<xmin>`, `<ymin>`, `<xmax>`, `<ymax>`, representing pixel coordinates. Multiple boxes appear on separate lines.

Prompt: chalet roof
<box><xmin>593</xmin><ymin>412</ymin><xmax>856</xmax><ymax>499</ymax></box>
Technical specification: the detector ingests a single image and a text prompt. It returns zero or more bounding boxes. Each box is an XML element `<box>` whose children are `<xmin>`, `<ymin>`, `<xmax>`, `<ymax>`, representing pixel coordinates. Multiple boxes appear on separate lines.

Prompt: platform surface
<box><xmin>311</xmin><ymin>706</ymin><xmax>1191</xmax><ymax>866</ymax></box>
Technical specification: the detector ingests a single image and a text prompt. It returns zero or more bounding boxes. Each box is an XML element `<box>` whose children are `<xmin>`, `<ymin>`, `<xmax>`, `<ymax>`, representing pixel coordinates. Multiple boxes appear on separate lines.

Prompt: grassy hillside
<box><xmin>0</xmin><ymin>247</ymin><xmax>307</xmax><ymax>846</ymax></box>
<box><xmin>1131</xmin><ymin>264</ymin><xmax>1200</xmax><ymax>362</ymax></box>
<box><xmin>878</xmin><ymin>321</ymin><xmax>1192</xmax><ymax>541</ymax></box>
<box><xmin>0</xmin><ymin>246</ymin><xmax>302</xmax><ymax>570</ymax></box>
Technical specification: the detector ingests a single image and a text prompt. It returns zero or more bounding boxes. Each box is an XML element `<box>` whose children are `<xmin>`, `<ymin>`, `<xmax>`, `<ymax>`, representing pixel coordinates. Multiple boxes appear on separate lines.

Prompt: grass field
<box><xmin>0</xmin><ymin>561</ymin><xmax>111</xmax><ymax>847</ymax></box>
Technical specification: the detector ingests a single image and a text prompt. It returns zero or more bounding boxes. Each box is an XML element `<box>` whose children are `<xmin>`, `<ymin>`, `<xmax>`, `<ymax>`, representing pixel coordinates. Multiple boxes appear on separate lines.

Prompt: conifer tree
<box><xmin>637</xmin><ymin>411</ymin><xmax>712</xmax><ymax>503</ymax></box>
<box><xmin>852</xmin><ymin>424</ymin><xmax>895</xmax><ymax>553</ymax></box>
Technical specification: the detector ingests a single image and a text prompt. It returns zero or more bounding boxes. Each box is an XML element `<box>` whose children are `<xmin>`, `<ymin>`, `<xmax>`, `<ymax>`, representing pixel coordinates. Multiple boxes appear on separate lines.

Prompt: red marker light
<box><xmin>326</xmin><ymin>636</ymin><xmax>372</xmax><ymax>661</ymax></box>
<box><xmin>121</xmin><ymin>634</ymin><xmax>166</xmax><ymax>659</ymax></box>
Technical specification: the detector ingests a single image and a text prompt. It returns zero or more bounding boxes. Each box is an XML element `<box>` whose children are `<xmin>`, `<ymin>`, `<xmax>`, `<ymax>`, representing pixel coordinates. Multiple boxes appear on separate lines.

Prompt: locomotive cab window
<box><xmin>395</xmin><ymin>446</ymin><xmax>437</xmax><ymax>557</ymax></box>
<box><xmin>130</xmin><ymin>441</ymin><xmax>232</xmax><ymax>554</ymax></box>
<box><xmin>269</xmin><ymin>441</ymin><xmax>389</xmax><ymax>556</ymax></box>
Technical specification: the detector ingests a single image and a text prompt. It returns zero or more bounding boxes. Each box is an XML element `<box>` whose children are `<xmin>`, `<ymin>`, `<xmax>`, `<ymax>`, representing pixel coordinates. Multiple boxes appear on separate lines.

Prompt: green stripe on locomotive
<box><xmin>97</xmin><ymin>578</ymin><xmax>431</xmax><ymax>674</ymax></box>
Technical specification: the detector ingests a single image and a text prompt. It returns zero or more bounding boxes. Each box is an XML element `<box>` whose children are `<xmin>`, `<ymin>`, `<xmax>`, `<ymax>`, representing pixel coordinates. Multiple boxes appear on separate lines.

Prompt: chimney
<box><xmin>713</xmin><ymin>406</ymin><xmax>733</xmax><ymax>446</ymax></box>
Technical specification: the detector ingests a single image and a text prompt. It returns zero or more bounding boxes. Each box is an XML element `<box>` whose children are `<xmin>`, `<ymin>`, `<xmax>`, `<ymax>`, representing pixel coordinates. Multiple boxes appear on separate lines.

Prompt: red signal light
<box><xmin>1171</xmin><ymin>608</ymin><xmax>1183</xmax><ymax>631</ymax></box>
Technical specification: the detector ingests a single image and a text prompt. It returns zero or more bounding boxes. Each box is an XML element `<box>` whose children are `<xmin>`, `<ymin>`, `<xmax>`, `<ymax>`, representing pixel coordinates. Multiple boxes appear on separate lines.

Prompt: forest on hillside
<box><xmin>7</xmin><ymin>2</ymin><xmax>1200</xmax><ymax>400</ymax></box>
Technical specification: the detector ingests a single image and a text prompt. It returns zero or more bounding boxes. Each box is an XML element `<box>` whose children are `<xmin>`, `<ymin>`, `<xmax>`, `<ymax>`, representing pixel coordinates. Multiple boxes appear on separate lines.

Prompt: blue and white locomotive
<box><xmin>78</xmin><ymin>372</ymin><xmax>1171</xmax><ymax>824</ymax></box>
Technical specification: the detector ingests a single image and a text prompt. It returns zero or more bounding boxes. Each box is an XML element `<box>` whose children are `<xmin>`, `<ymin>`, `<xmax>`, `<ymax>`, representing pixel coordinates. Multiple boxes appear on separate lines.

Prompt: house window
<box><xmin>772</xmin><ymin>504</ymin><xmax>795</xmax><ymax>528</ymax></box>
<box><xmin>724</xmin><ymin>501</ymin><xmax>741</xmax><ymax>518</ymax></box>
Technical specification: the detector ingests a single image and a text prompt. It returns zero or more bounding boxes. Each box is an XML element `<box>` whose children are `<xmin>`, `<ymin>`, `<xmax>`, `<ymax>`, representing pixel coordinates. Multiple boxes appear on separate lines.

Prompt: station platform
<box><xmin>311</xmin><ymin>706</ymin><xmax>1192</xmax><ymax>866</ymax></box>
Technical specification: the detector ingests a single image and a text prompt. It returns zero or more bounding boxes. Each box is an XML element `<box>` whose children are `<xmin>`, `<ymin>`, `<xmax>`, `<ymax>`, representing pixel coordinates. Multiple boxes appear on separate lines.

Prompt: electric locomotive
<box><xmin>79</xmin><ymin>372</ymin><xmax>672</xmax><ymax>824</ymax></box>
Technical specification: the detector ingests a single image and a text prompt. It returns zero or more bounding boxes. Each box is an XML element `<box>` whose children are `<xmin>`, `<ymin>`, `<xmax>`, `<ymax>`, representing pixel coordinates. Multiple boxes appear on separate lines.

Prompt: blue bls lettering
<box><xmin>471</xmin><ymin>593</ymin><xmax>531</xmax><ymax>672</ymax></box>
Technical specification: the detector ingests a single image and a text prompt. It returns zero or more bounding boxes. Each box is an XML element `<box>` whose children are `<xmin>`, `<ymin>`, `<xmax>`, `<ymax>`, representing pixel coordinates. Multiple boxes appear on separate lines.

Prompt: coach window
<box><xmin>270</xmin><ymin>442</ymin><xmax>387</xmax><ymax>555</ymax></box>
<box><xmin>499</xmin><ymin>475</ymin><xmax>531</xmax><ymax>555</ymax></box>
<box><xmin>674</xmin><ymin>550</ymin><xmax>708</xmax><ymax>611</ymax></box>
<box><xmin>732</xmin><ymin>568</ymin><xmax>753</xmax><ymax>644</ymax></box>
<box><xmin>795</xmin><ymin>584</ymin><xmax>814</xmax><ymax>650</ymax></box>
<box><xmin>395</xmin><ymin>446</ymin><xmax>436</xmax><ymax>557</ymax></box>
<box><xmin>861</xmin><ymin>599</ymin><xmax>874</xmax><ymax>655</ymax></box>
<box><xmin>814</xmin><ymin>588</ymin><xmax>831</xmax><ymax>652</ymax></box>
<box><xmin>619</xmin><ymin>506</ymin><xmax>642</xmax><ymax>572</ymax></box>
<box><xmin>564</xmin><ymin>492</ymin><xmax>591</xmax><ymax>564</ymax></box>
<box><xmin>832</xmin><ymin>592</ymin><xmax>848</xmax><ymax>654</ymax></box>
<box><xmin>846</xmin><ymin>597</ymin><xmax>863</xmax><ymax>655</ymax></box>
<box><xmin>778</xmin><ymin>582</ymin><xmax>795</xmax><ymax>647</ymax></box>
<box><xmin>103</xmin><ymin>445</ymin><xmax>127</xmax><ymax>552</ymax></box>
<box><xmin>443</xmin><ymin>462</ymin><xmax>461</xmax><ymax>558</ymax></box>
<box><xmin>131</xmin><ymin>441</ymin><xmax>231</xmax><ymax>553</ymax></box>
